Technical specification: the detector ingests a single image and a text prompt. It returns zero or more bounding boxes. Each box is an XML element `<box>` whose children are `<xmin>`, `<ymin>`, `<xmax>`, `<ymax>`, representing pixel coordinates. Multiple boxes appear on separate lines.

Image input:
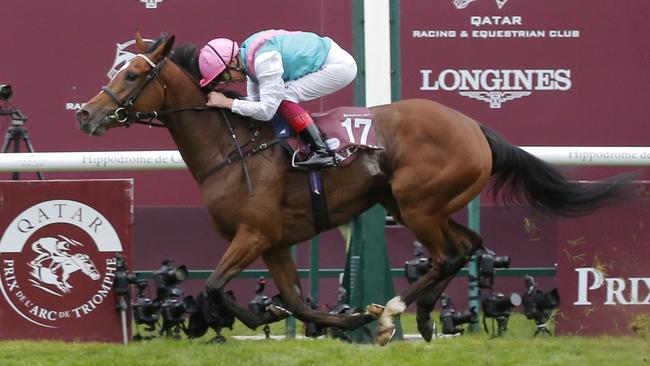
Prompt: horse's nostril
<box><xmin>75</xmin><ymin>109</ymin><xmax>89</xmax><ymax>123</ymax></box>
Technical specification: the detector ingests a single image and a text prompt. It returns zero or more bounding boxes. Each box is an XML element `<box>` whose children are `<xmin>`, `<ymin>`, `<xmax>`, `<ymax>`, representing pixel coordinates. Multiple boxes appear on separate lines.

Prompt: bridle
<box><xmin>99</xmin><ymin>52</ymin><xmax>274</xmax><ymax>195</ymax></box>
<box><xmin>101</xmin><ymin>54</ymin><xmax>171</xmax><ymax>126</ymax></box>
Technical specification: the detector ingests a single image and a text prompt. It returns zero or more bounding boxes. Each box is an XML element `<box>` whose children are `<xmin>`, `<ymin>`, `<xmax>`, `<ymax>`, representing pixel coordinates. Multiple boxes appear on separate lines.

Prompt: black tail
<box><xmin>480</xmin><ymin>125</ymin><xmax>636</xmax><ymax>216</ymax></box>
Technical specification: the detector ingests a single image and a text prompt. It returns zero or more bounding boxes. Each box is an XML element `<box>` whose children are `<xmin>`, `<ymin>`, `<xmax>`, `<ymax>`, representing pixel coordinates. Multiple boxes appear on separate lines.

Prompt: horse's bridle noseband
<box><xmin>101</xmin><ymin>54</ymin><xmax>168</xmax><ymax>124</ymax></box>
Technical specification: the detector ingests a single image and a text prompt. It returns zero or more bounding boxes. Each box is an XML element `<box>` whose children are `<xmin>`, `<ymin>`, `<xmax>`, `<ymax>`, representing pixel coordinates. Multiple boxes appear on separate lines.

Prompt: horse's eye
<box><xmin>126</xmin><ymin>72</ymin><xmax>139</xmax><ymax>82</ymax></box>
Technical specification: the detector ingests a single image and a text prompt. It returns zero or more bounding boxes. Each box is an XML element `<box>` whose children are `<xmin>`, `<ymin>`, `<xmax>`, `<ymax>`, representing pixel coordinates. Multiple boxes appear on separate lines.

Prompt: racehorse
<box><xmin>30</xmin><ymin>253</ymin><xmax>101</xmax><ymax>294</ymax></box>
<box><xmin>76</xmin><ymin>33</ymin><xmax>633</xmax><ymax>345</ymax></box>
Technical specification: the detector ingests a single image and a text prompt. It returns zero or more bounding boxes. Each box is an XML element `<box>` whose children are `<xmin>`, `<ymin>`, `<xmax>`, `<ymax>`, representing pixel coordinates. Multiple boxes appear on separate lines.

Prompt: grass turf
<box><xmin>0</xmin><ymin>313</ymin><xmax>648</xmax><ymax>366</ymax></box>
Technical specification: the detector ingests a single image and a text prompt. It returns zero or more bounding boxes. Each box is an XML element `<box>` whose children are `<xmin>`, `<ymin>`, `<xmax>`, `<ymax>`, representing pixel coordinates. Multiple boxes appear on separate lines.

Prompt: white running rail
<box><xmin>1</xmin><ymin>147</ymin><xmax>650</xmax><ymax>172</ymax></box>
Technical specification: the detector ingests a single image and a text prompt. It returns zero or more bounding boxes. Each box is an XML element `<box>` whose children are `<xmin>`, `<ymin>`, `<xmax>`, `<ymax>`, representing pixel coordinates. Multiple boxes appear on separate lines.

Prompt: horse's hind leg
<box><xmin>262</xmin><ymin>246</ymin><xmax>376</xmax><ymax>330</ymax></box>
<box><xmin>375</xmin><ymin>214</ymin><xmax>483</xmax><ymax>345</ymax></box>
<box><xmin>413</xmin><ymin>218</ymin><xmax>483</xmax><ymax>341</ymax></box>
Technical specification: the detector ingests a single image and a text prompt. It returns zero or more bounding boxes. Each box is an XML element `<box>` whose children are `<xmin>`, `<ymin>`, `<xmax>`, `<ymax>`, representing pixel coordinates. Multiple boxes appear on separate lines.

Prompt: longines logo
<box><xmin>0</xmin><ymin>200</ymin><xmax>123</xmax><ymax>328</ymax></box>
<box><xmin>453</xmin><ymin>0</ymin><xmax>509</xmax><ymax>9</ymax></box>
<box><xmin>420</xmin><ymin>68</ymin><xmax>572</xmax><ymax>108</ymax></box>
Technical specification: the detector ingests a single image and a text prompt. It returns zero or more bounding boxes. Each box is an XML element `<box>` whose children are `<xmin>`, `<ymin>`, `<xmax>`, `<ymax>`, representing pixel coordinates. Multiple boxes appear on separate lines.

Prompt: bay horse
<box><xmin>76</xmin><ymin>33</ymin><xmax>632</xmax><ymax>345</ymax></box>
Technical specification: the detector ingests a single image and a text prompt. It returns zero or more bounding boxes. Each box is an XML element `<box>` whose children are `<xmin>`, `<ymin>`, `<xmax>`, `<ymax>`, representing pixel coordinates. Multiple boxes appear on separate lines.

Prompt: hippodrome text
<box><xmin>82</xmin><ymin>154</ymin><xmax>184</xmax><ymax>167</ymax></box>
<box><xmin>568</xmin><ymin>150</ymin><xmax>650</xmax><ymax>163</ymax></box>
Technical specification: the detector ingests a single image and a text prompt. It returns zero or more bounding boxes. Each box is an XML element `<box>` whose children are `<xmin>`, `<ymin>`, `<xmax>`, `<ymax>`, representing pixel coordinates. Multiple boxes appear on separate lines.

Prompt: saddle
<box><xmin>271</xmin><ymin>106</ymin><xmax>383</xmax><ymax>168</ymax></box>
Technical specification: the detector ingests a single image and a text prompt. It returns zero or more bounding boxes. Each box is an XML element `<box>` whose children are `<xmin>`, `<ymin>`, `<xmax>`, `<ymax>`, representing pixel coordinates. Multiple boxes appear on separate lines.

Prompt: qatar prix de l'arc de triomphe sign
<box><xmin>556</xmin><ymin>183</ymin><xmax>650</xmax><ymax>335</ymax></box>
<box><xmin>0</xmin><ymin>180</ymin><xmax>133</xmax><ymax>342</ymax></box>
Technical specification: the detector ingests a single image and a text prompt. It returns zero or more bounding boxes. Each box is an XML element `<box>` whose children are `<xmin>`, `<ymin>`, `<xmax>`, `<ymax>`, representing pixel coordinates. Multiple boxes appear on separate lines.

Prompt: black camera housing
<box><xmin>152</xmin><ymin>259</ymin><xmax>188</xmax><ymax>299</ymax></box>
<box><xmin>304</xmin><ymin>296</ymin><xmax>328</xmax><ymax>338</ymax></box>
<box><xmin>160</xmin><ymin>296</ymin><xmax>196</xmax><ymax>329</ymax></box>
<box><xmin>0</xmin><ymin>84</ymin><xmax>12</xmax><ymax>101</ymax></box>
<box><xmin>248</xmin><ymin>276</ymin><xmax>272</xmax><ymax>315</ymax></box>
<box><xmin>522</xmin><ymin>276</ymin><xmax>560</xmax><ymax>323</ymax></box>
<box><xmin>113</xmin><ymin>253</ymin><xmax>136</xmax><ymax>296</ymax></box>
<box><xmin>439</xmin><ymin>293</ymin><xmax>477</xmax><ymax>335</ymax></box>
<box><xmin>404</xmin><ymin>241</ymin><xmax>432</xmax><ymax>284</ymax></box>
<box><xmin>482</xmin><ymin>292</ymin><xmax>521</xmax><ymax>318</ymax></box>
<box><xmin>132</xmin><ymin>279</ymin><xmax>161</xmax><ymax>329</ymax></box>
<box><xmin>476</xmin><ymin>248</ymin><xmax>511</xmax><ymax>289</ymax></box>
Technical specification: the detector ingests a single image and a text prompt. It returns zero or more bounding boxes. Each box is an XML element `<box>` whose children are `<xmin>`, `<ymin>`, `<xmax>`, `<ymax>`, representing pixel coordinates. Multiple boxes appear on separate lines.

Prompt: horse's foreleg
<box><xmin>205</xmin><ymin>225</ymin><xmax>288</xmax><ymax>329</ymax></box>
<box><xmin>262</xmin><ymin>246</ymin><xmax>376</xmax><ymax>330</ymax></box>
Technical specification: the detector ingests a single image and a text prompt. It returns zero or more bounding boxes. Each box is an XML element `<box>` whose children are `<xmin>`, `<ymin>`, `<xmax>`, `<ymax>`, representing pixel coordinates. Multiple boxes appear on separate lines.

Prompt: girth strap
<box><xmin>308</xmin><ymin>170</ymin><xmax>330</xmax><ymax>233</ymax></box>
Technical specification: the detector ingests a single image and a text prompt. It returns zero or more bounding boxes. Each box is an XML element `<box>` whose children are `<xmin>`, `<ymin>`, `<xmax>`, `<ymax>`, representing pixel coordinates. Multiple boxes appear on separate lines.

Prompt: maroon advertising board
<box><xmin>400</xmin><ymin>0</ymin><xmax>648</xmax><ymax>158</ymax></box>
<box><xmin>0</xmin><ymin>180</ymin><xmax>133</xmax><ymax>342</ymax></box>
<box><xmin>556</xmin><ymin>182</ymin><xmax>650</xmax><ymax>335</ymax></box>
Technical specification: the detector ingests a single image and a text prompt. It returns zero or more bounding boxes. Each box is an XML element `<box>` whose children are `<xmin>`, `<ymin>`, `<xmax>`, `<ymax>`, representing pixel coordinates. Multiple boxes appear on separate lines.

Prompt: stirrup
<box><xmin>294</xmin><ymin>153</ymin><xmax>336</xmax><ymax>168</ymax></box>
<box><xmin>291</xmin><ymin>150</ymin><xmax>336</xmax><ymax>169</ymax></box>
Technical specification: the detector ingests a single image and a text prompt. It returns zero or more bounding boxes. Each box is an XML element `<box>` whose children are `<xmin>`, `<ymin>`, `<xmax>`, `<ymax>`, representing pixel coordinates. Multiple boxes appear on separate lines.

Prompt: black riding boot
<box><xmin>295</xmin><ymin>124</ymin><xmax>336</xmax><ymax>168</ymax></box>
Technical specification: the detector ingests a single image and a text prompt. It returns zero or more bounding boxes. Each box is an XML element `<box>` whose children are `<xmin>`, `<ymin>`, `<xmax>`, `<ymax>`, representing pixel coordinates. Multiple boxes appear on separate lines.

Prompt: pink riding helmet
<box><xmin>198</xmin><ymin>38</ymin><xmax>240</xmax><ymax>87</ymax></box>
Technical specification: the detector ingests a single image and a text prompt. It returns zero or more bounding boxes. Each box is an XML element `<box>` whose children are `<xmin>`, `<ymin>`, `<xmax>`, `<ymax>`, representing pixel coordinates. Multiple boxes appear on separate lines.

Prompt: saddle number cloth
<box><xmin>299</xmin><ymin>107</ymin><xmax>383</xmax><ymax>167</ymax></box>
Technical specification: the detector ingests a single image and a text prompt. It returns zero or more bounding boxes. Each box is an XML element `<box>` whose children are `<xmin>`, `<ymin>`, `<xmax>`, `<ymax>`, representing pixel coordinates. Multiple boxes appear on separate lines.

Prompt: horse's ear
<box><xmin>135</xmin><ymin>31</ymin><xmax>148</xmax><ymax>53</ymax></box>
<box><xmin>151</xmin><ymin>34</ymin><xmax>175</xmax><ymax>60</ymax></box>
<box><xmin>161</xmin><ymin>35</ymin><xmax>175</xmax><ymax>57</ymax></box>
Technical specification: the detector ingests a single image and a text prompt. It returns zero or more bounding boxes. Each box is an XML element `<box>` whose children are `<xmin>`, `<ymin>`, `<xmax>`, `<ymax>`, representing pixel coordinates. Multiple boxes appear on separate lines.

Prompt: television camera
<box><xmin>0</xmin><ymin>84</ymin><xmax>44</xmax><ymax>180</ymax></box>
<box><xmin>404</xmin><ymin>241</ymin><xmax>432</xmax><ymax>285</ymax></box>
<box><xmin>304</xmin><ymin>296</ymin><xmax>327</xmax><ymax>338</ymax></box>
<box><xmin>476</xmin><ymin>247</ymin><xmax>511</xmax><ymax>289</ymax></box>
<box><xmin>113</xmin><ymin>256</ymin><xmax>197</xmax><ymax>341</ymax></box>
<box><xmin>481</xmin><ymin>291</ymin><xmax>521</xmax><ymax>337</ymax></box>
<box><xmin>328</xmin><ymin>286</ymin><xmax>362</xmax><ymax>342</ymax></box>
<box><xmin>439</xmin><ymin>293</ymin><xmax>477</xmax><ymax>336</ymax></box>
<box><xmin>522</xmin><ymin>275</ymin><xmax>559</xmax><ymax>336</ymax></box>
<box><xmin>248</xmin><ymin>276</ymin><xmax>273</xmax><ymax>339</ymax></box>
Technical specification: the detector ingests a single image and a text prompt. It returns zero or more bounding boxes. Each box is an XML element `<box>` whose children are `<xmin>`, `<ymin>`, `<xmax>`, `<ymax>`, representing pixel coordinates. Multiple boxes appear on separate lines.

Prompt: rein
<box><xmin>219</xmin><ymin>109</ymin><xmax>255</xmax><ymax>196</ymax></box>
<box><xmin>102</xmin><ymin>53</ymin><xmax>273</xmax><ymax>194</ymax></box>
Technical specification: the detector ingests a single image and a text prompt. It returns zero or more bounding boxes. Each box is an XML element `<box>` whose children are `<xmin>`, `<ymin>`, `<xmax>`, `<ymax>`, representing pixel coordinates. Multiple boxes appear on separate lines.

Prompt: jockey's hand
<box><xmin>206</xmin><ymin>91</ymin><xmax>234</xmax><ymax>109</ymax></box>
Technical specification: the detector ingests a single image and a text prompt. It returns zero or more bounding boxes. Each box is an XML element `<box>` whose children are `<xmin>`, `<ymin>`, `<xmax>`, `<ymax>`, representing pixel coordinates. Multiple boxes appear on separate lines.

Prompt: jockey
<box><xmin>30</xmin><ymin>237</ymin><xmax>73</xmax><ymax>268</ymax></box>
<box><xmin>198</xmin><ymin>30</ymin><xmax>358</xmax><ymax>168</ymax></box>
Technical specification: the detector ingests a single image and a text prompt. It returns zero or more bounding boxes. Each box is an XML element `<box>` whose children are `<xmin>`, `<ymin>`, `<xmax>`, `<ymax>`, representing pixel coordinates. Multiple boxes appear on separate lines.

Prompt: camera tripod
<box><xmin>532</xmin><ymin>312</ymin><xmax>553</xmax><ymax>337</ymax></box>
<box><xmin>534</xmin><ymin>321</ymin><xmax>552</xmax><ymax>337</ymax></box>
<box><xmin>0</xmin><ymin>108</ymin><xmax>44</xmax><ymax>180</ymax></box>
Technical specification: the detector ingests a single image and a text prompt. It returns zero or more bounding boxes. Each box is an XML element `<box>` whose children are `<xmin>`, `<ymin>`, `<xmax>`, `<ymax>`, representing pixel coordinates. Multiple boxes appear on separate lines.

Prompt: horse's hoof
<box><xmin>267</xmin><ymin>304</ymin><xmax>292</xmax><ymax>319</ymax></box>
<box><xmin>376</xmin><ymin>324</ymin><xmax>396</xmax><ymax>346</ymax></box>
<box><xmin>366</xmin><ymin>303</ymin><xmax>384</xmax><ymax>319</ymax></box>
<box><xmin>417</xmin><ymin>320</ymin><xmax>434</xmax><ymax>343</ymax></box>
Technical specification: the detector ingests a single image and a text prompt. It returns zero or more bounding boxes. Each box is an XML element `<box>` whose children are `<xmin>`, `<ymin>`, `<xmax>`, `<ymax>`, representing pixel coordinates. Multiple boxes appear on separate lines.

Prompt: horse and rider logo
<box><xmin>107</xmin><ymin>38</ymin><xmax>154</xmax><ymax>80</ymax></box>
<box><xmin>0</xmin><ymin>199</ymin><xmax>123</xmax><ymax>328</ymax></box>
<box><xmin>27</xmin><ymin>235</ymin><xmax>100</xmax><ymax>297</ymax></box>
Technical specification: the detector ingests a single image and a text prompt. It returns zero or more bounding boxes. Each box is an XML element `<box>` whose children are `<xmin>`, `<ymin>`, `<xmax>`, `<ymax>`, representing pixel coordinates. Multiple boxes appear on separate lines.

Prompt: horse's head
<box><xmin>72</xmin><ymin>253</ymin><xmax>101</xmax><ymax>280</ymax></box>
<box><xmin>76</xmin><ymin>32</ymin><xmax>175</xmax><ymax>136</ymax></box>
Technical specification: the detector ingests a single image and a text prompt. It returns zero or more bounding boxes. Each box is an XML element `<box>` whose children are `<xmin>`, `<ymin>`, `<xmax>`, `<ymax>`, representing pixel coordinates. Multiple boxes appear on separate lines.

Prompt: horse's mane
<box><xmin>169</xmin><ymin>42</ymin><xmax>202</xmax><ymax>81</ymax></box>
